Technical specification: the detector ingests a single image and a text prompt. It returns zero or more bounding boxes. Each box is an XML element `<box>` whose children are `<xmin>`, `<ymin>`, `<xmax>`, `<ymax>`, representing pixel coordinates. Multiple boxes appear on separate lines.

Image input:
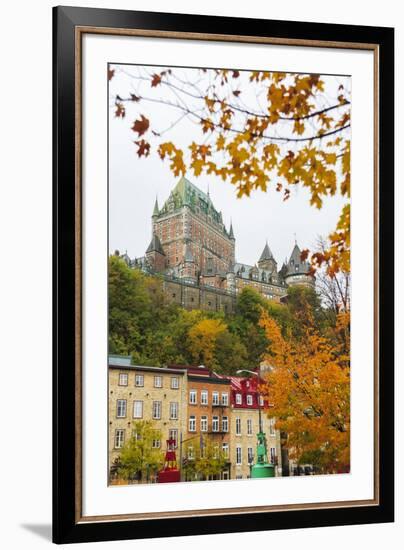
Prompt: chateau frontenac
<box><xmin>118</xmin><ymin>177</ymin><xmax>314</xmax><ymax>313</ymax></box>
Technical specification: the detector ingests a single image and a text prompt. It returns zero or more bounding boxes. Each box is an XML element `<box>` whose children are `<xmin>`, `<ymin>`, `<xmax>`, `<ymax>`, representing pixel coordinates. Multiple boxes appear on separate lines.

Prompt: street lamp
<box><xmin>236</xmin><ymin>369</ymin><xmax>274</xmax><ymax>479</ymax></box>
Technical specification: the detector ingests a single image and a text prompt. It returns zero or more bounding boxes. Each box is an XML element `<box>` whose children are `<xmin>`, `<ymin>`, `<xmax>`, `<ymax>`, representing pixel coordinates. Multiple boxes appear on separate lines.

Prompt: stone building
<box><xmin>109</xmin><ymin>356</ymin><xmax>283</xmax><ymax>482</ymax></box>
<box><xmin>173</xmin><ymin>365</ymin><xmax>232</xmax><ymax>480</ymax></box>
<box><xmin>108</xmin><ymin>355</ymin><xmax>188</xmax><ymax>480</ymax></box>
<box><xmin>219</xmin><ymin>375</ymin><xmax>282</xmax><ymax>480</ymax></box>
<box><xmin>121</xmin><ymin>176</ymin><xmax>314</xmax><ymax>313</ymax></box>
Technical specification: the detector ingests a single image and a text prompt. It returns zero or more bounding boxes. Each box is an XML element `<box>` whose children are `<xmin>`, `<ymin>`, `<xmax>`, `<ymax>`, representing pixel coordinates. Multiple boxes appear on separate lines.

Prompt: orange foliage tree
<box><xmin>259</xmin><ymin>310</ymin><xmax>350</xmax><ymax>472</ymax></box>
<box><xmin>110</xmin><ymin>66</ymin><xmax>351</xmax><ymax>274</ymax></box>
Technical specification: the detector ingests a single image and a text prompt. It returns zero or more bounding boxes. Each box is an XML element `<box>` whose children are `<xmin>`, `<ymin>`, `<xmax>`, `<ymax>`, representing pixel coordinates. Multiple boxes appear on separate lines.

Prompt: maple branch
<box><xmin>117</xmin><ymin>93</ymin><xmax>350</xmax><ymax>143</ymax></box>
<box><xmin>117</xmin><ymin>68</ymin><xmax>350</xmax><ymax>123</ymax></box>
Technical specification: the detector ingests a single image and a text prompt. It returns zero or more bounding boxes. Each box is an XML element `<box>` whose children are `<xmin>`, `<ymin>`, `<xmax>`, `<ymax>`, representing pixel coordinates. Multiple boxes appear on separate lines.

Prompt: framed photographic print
<box><xmin>53</xmin><ymin>5</ymin><xmax>394</xmax><ymax>544</ymax></box>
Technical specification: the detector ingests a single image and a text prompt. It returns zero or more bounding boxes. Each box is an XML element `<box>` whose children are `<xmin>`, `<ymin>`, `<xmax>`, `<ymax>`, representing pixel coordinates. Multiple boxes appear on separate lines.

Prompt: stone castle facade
<box><xmin>119</xmin><ymin>177</ymin><xmax>314</xmax><ymax>313</ymax></box>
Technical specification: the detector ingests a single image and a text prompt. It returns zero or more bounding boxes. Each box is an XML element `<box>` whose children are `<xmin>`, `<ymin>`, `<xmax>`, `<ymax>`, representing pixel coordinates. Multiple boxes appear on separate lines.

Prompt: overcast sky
<box><xmin>109</xmin><ymin>65</ymin><xmax>350</xmax><ymax>267</ymax></box>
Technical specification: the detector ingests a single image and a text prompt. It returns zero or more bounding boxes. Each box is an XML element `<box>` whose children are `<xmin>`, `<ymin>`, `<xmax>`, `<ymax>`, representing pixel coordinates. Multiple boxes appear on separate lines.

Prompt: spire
<box><xmin>259</xmin><ymin>241</ymin><xmax>273</xmax><ymax>262</ymax></box>
<box><xmin>146</xmin><ymin>233</ymin><xmax>165</xmax><ymax>255</ymax></box>
<box><xmin>286</xmin><ymin>241</ymin><xmax>309</xmax><ymax>275</ymax></box>
<box><xmin>229</xmin><ymin>220</ymin><xmax>235</xmax><ymax>239</ymax></box>
<box><xmin>152</xmin><ymin>196</ymin><xmax>159</xmax><ymax>217</ymax></box>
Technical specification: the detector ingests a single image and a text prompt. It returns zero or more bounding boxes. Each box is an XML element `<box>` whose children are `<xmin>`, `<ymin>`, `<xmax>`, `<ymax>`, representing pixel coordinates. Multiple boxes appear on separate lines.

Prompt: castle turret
<box><xmin>258</xmin><ymin>241</ymin><xmax>277</xmax><ymax>274</ymax></box>
<box><xmin>284</xmin><ymin>242</ymin><xmax>315</xmax><ymax>289</ymax></box>
<box><xmin>146</xmin><ymin>233</ymin><xmax>166</xmax><ymax>272</ymax></box>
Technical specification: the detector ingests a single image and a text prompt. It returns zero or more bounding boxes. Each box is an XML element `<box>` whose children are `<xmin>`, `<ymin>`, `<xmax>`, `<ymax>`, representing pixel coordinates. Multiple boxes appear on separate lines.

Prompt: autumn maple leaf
<box><xmin>151</xmin><ymin>73</ymin><xmax>162</xmax><ymax>87</ymax></box>
<box><xmin>134</xmin><ymin>139</ymin><xmax>150</xmax><ymax>157</ymax></box>
<box><xmin>131</xmin><ymin>115</ymin><xmax>150</xmax><ymax>137</ymax></box>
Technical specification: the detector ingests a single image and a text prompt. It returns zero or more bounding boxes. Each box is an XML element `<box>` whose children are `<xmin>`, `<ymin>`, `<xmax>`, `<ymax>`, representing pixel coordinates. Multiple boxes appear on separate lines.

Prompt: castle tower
<box><xmin>284</xmin><ymin>242</ymin><xmax>315</xmax><ymax>289</ymax></box>
<box><xmin>181</xmin><ymin>242</ymin><xmax>197</xmax><ymax>281</ymax></box>
<box><xmin>145</xmin><ymin>233</ymin><xmax>166</xmax><ymax>272</ymax></box>
<box><xmin>149</xmin><ymin>176</ymin><xmax>235</xmax><ymax>275</ymax></box>
<box><xmin>258</xmin><ymin>241</ymin><xmax>277</xmax><ymax>274</ymax></box>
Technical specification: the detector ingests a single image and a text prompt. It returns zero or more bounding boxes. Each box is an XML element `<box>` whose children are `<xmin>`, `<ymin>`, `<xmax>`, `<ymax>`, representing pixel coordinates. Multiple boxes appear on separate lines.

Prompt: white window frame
<box><xmin>189</xmin><ymin>389</ymin><xmax>197</xmax><ymax>405</ymax></box>
<box><xmin>114</xmin><ymin>429</ymin><xmax>125</xmax><ymax>448</ymax></box>
<box><xmin>236</xmin><ymin>446</ymin><xmax>242</xmax><ymax>465</ymax></box>
<box><xmin>200</xmin><ymin>389</ymin><xmax>208</xmax><ymax>405</ymax></box>
<box><xmin>188</xmin><ymin>445</ymin><xmax>194</xmax><ymax>460</ymax></box>
<box><xmin>248</xmin><ymin>446</ymin><xmax>254</xmax><ymax>464</ymax></box>
<box><xmin>135</xmin><ymin>374</ymin><xmax>144</xmax><ymax>387</ymax></box>
<box><xmin>152</xmin><ymin>439</ymin><xmax>161</xmax><ymax>448</ymax></box>
<box><xmin>270</xmin><ymin>447</ymin><xmax>276</xmax><ymax>464</ymax></box>
<box><xmin>269</xmin><ymin>417</ymin><xmax>276</xmax><ymax>435</ymax></box>
<box><xmin>171</xmin><ymin>376</ymin><xmax>179</xmax><ymax>389</ymax></box>
<box><xmin>212</xmin><ymin>391</ymin><xmax>219</xmax><ymax>406</ymax></box>
<box><xmin>236</xmin><ymin>417</ymin><xmax>241</xmax><ymax>435</ymax></box>
<box><xmin>152</xmin><ymin>400</ymin><xmax>162</xmax><ymax>420</ymax></box>
<box><xmin>200</xmin><ymin>415</ymin><xmax>208</xmax><ymax>432</ymax></box>
<box><xmin>222</xmin><ymin>416</ymin><xmax>229</xmax><ymax>432</ymax></box>
<box><xmin>246</xmin><ymin>394</ymin><xmax>253</xmax><ymax>406</ymax></box>
<box><xmin>154</xmin><ymin>375</ymin><xmax>163</xmax><ymax>388</ymax></box>
<box><xmin>116</xmin><ymin>399</ymin><xmax>127</xmax><ymax>418</ymax></box>
<box><xmin>169</xmin><ymin>429</ymin><xmax>178</xmax><ymax>448</ymax></box>
<box><xmin>118</xmin><ymin>373</ymin><xmax>128</xmax><ymax>386</ymax></box>
<box><xmin>222</xmin><ymin>443</ymin><xmax>229</xmax><ymax>458</ymax></box>
<box><xmin>235</xmin><ymin>393</ymin><xmax>242</xmax><ymax>405</ymax></box>
<box><xmin>189</xmin><ymin>415</ymin><xmax>196</xmax><ymax>432</ymax></box>
<box><xmin>221</xmin><ymin>392</ymin><xmax>229</xmax><ymax>406</ymax></box>
<box><xmin>212</xmin><ymin>415</ymin><xmax>219</xmax><ymax>432</ymax></box>
<box><xmin>169</xmin><ymin>401</ymin><xmax>178</xmax><ymax>420</ymax></box>
<box><xmin>259</xmin><ymin>395</ymin><xmax>264</xmax><ymax>406</ymax></box>
<box><xmin>247</xmin><ymin>418</ymin><xmax>253</xmax><ymax>435</ymax></box>
<box><xmin>133</xmin><ymin>400</ymin><xmax>143</xmax><ymax>419</ymax></box>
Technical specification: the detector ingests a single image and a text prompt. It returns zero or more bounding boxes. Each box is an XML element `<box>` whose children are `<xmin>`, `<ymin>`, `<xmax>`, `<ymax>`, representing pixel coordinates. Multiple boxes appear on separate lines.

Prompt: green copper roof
<box><xmin>152</xmin><ymin>197</ymin><xmax>159</xmax><ymax>216</ymax></box>
<box><xmin>159</xmin><ymin>177</ymin><xmax>223</xmax><ymax>225</ymax></box>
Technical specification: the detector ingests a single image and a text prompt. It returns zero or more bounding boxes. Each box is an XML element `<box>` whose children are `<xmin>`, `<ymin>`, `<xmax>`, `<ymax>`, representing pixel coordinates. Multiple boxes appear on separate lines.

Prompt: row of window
<box><xmin>117</xmin><ymin>400</ymin><xmax>276</xmax><ymax>433</ymax></box>
<box><xmin>235</xmin><ymin>446</ymin><xmax>277</xmax><ymax>465</ymax></box>
<box><xmin>116</xmin><ymin>399</ymin><xmax>179</xmax><ymax>420</ymax></box>
<box><xmin>188</xmin><ymin>416</ymin><xmax>276</xmax><ymax>436</ymax></box>
<box><xmin>188</xmin><ymin>415</ymin><xmax>228</xmax><ymax>432</ymax></box>
<box><xmin>118</xmin><ymin>373</ymin><xmax>180</xmax><ymax>389</ymax></box>
<box><xmin>189</xmin><ymin>389</ymin><xmax>228</xmax><ymax>406</ymax></box>
<box><xmin>234</xmin><ymin>393</ymin><xmax>264</xmax><ymax>406</ymax></box>
<box><xmin>114</xmin><ymin>428</ymin><xmax>179</xmax><ymax>449</ymax></box>
<box><xmin>114</xmin><ymin>430</ymin><xmax>277</xmax><ymax>466</ymax></box>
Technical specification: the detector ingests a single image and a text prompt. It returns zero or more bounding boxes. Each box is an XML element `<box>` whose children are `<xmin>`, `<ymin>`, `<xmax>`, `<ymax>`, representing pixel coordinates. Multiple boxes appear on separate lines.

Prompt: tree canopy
<box><xmin>117</xmin><ymin>420</ymin><xmax>164</xmax><ymax>482</ymax></box>
<box><xmin>259</xmin><ymin>309</ymin><xmax>350</xmax><ymax>472</ymax></box>
<box><xmin>109</xmin><ymin>255</ymin><xmax>340</xmax><ymax>374</ymax></box>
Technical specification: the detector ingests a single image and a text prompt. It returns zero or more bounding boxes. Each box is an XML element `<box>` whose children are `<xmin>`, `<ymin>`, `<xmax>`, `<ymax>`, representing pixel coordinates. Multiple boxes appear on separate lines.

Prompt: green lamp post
<box><xmin>237</xmin><ymin>369</ymin><xmax>275</xmax><ymax>479</ymax></box>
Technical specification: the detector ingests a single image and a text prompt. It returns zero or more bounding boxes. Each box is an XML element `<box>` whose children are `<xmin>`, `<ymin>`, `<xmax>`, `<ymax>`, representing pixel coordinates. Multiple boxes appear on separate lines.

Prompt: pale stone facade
<box><xmin>229</xmin><ymin>408</ymin><xmax>282</xmax><ymax>479</ymax></box>
<box><xmin>108</xmin><ymin>357</ymin><xmax>187</xmax><ymax>478</ymax></box>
